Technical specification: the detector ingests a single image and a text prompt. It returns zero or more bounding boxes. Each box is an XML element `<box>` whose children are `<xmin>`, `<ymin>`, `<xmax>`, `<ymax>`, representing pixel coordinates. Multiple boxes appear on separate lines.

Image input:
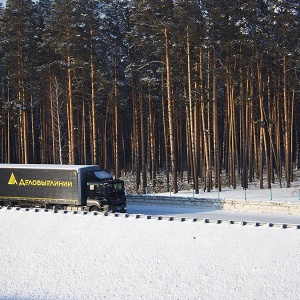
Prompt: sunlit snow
<box><xmin>0</xmin><ymin>186</ymin><xmax>299</xmax><ymax>300</ymax></box>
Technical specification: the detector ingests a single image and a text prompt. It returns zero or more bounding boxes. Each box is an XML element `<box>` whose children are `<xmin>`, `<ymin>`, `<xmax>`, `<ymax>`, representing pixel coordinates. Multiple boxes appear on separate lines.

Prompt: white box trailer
<box><xmin>0</xmin><ymin>164</ymin><xmax>127</xmax><ymax>212</ymax></box>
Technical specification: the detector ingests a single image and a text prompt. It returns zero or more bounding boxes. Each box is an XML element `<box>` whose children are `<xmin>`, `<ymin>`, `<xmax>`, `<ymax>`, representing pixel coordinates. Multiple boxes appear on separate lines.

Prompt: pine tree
<box><xmin>129</xmin><ymin>0</ymin><xmax>178</xmax><ymax>193</ymax></box>
<box><xmin>101</xmin><ymin>0</ymin><xmax>130</xmax><ymax>176</ymax></box>
<box><xmin>0</xmin><ymin>0</ymin><xmax>38</xmax><ymax>163</ymax></box>
<box><xmin>45</xmin><ymin>0</ymin><xmax>91</xmax><ymax>164</ymax></box>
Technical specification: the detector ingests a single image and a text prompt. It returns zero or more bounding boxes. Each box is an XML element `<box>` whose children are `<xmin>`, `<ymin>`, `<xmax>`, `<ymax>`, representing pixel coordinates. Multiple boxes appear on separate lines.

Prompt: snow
<box><xmin>1</xmin><ymin>186</ymin><xmax>300</xmax><ymax>300</ymax></box>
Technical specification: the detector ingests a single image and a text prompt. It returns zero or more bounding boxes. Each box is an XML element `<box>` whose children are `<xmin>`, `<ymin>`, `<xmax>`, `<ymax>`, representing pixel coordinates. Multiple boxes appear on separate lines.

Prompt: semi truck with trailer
<box><xmin>0</xmin><ymin>164</ymin><xmax>127</xmax><ymax>212</ymax></box>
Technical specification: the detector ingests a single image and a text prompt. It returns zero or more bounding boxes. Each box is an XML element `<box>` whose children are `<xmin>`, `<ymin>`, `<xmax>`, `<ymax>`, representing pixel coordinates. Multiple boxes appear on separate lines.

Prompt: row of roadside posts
<box><xmin>217</xmin><ymin>186</ymin><xmax>300</xmax><ymax>202</ymax></box>
<box><xmin>164</xmin><ymin>187</ymin><xmax>300</xmax><ymax>202</ymax></box>
<box><xmin>144</xmin><ymin>186</ymin><xmax>300</xmax><ymax>201</ymax></box>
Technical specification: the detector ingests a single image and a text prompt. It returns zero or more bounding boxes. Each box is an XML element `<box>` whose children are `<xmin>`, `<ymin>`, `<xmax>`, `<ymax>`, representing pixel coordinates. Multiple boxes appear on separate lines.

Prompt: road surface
<box><xmin>128</xmin><ymin>204</ymin><xmax>300</xmax><ymax>225</ymax></box>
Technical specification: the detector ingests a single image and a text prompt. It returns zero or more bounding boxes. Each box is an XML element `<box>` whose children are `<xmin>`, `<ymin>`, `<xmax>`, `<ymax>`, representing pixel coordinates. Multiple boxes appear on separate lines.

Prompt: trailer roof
<box><xmin>0</xmin><ymin>164</ymin><xmax>100</xmax><ymax>170</ymax></box>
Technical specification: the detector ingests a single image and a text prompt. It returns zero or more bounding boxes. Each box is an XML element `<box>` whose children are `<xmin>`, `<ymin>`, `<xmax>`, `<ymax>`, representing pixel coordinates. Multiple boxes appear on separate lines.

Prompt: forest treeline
<box><xmin>0</xmin><ymin>0</ymin><xmax>299</xmax><ymax>193</ymax></box>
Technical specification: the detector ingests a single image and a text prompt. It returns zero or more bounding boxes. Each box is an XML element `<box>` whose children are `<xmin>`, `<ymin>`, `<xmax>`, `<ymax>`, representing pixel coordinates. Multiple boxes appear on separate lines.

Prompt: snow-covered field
<box><xmin>0</xmin><ymin>193</ymin><xmax>300</xmax><ymax>300</ymax></box>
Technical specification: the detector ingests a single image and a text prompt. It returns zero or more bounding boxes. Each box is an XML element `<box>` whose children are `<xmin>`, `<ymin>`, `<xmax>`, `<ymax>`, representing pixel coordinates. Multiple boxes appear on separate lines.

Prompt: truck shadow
<box><xmin>127</xmin><ymin>204</ymin><xmax>221</xmax><ymax>216</ymax></box>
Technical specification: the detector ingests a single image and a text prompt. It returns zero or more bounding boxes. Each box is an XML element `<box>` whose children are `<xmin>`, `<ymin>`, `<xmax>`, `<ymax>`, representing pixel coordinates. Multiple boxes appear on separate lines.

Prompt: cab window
<box><xmin>113</xmin><ymin>182</ymin><xmax>123</xmax><ymax>192</ymax></box>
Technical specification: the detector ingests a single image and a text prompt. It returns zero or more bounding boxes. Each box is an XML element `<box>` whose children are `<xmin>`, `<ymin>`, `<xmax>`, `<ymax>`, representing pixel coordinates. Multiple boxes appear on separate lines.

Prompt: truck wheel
<box><xmin>89</xmin><ymin>206</ymin><xmax>100</xmax><ymax>212</ymax></box>
<box><xmin>4</xmin><ymin>201</ymin><xmax>12</xmax><ymax>208</ymax></box>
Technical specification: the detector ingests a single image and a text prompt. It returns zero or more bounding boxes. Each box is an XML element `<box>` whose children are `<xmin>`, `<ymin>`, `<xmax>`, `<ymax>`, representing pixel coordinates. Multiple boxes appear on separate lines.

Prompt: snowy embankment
<box><xmin>127</xmin><ymin>185</ymin><xmax>300</xmax><ymax>215</ymax></box>
<box><xmin>0</xmin><ymin>207</ymin><xmax>299</xmax><ymax>300</ymax></box>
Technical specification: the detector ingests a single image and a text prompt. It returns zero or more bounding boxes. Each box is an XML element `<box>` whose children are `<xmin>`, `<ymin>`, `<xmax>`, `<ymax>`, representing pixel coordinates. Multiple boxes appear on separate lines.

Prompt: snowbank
<box><xmin>0</xmin><ymin>208</ymin><xmax>299</xmax><ymax>300</ymax></box>
<box><xmin>127</xmin><ymin>185</ymin><xmax>300</xmax><ymax>214</ymax></box>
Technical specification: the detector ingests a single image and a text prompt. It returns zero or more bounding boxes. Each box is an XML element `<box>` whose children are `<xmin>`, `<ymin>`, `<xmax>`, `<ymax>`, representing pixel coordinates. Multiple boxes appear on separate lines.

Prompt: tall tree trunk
<box><xmin>240</xmin><ymin>51</ymin><xmax>248</xmax><ymax>189</ymax></box>
<box><xmin>6</xmin><ymin>77</ymin><xmax>11</xmax><ymax>163</ymax></box>
<box><xmin>29</xmin><ymin>79</ymin><xmax>35</xmax><ymax>162</ymax></box>
<box><xmin>290</xmin><ymin>69</ymin><xmax>296</xmax><ymax>182</ymax></box>
<box><xmin>257</xmin><ymin>57</ymin><xmax>266</xmax><ymax>189</ymax></box>
<box><xmin>161</xmin><ymin>73</ymin><xmax>170</xmax><ymax>191</ymax></box>
<box><xmin>139</xmin><ymin>85</ymin><xmax>147</xmax><ymax>193</ymax></box>
<box><xmin>283</xmin><ymin>55</ymin><xmax>291</xmax><ymax>187</ymax></box>
<box><xmin>114</xmin><ymin>51</ymin><xmax>120</xmax><ymax>178</ymax></box>
<box><xmin>267</xmin><ymin>72</ymin><xmax>274</xmax><ymax>184</ymax></box>
<box><xmin>49</xmin><ymin>72</ymin><xmax>56</xmax><ymax>163</ymax></box>
<box><xmin>164</xmin><ymin>26</ymin><xmax>177</xmax><ymax>193</ymax></box>
<box><xmin>131</xmin><ymin>74</ymin><xmax>140</xmax><ymax>191</ymax></box>
<box><xmin>212</xmin><ymin>47</ymin><xmax>220</xmax><ymax>191</ymax></box>
<box><xmin>18</xmin><ymin>32</ymin><xmax>28</xmax><ymax>164</ymax></box>
<box><xmin>90</xmin><ymin>27</ymin><xmax>97</xmax><ymax>165</ymax></box>
<box><xmin>67</xmin><ymin>49</ymin><xmax>75</xmax><ymax>164</ymax></box>
<box><xmin>186</xmin><ymin>25</ymin><xmax>198</xmax><ymax>193</ymax></box>
<box><xmin>148</xmin><ymin>83</ymin><xmax>156</xmax><ymax>187</ymax></box>
<box><xmin>200</xmin><ymin>48</ymin><xmax>211</xmax><ymax>192</ymax></box>
<box><xmin>275</xmin><ymin>73</ymin><xmax>282</xmax><ymax>186</ymax></box>
<box><xmin>226</xmin><ymin>71</ymin><xmax>236</xmax><ymax>189</ymax></box>
<box><xmin>248</xmin><ymin>69</ymin><xmax>255</xmax><ymax>183</ymax></box>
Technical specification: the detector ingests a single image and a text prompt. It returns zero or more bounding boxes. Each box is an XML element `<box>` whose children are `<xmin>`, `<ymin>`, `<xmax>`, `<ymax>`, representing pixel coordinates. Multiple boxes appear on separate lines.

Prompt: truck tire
<box><xmin>89</xmin><ymin>206</ymin><xmax>100</xmax><ymax>212</ymax></box>
<box><xmin>4</xmin><ymin>201</ymin><xmax>12</xmax><ymax>208</ymax></box>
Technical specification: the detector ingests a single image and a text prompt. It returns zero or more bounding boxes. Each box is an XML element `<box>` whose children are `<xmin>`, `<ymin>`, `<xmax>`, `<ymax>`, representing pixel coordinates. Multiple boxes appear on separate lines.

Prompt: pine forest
<box><xmin>0</xmin><ymin>0</ymin><xmax>299</xmax><ymax>194</ymax></box>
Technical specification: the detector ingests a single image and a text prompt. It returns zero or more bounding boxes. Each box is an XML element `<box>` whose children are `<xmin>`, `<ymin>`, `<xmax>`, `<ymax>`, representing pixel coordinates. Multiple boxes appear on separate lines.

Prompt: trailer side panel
<box><xmin>0</xmin><ymin>167</ymin><xmax>79</xmax><ymax>203</ymax></box>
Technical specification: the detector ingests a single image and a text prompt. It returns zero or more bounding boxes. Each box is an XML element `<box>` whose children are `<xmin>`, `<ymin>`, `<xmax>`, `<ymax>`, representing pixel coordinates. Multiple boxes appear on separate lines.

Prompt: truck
<box><xmin>0</xmin><ymin>164</ymin><xmax>127</xmax><ymax>212</ymax></box>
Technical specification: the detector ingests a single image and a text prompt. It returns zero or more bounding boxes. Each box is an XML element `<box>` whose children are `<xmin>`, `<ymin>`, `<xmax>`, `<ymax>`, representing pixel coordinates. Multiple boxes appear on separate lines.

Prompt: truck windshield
<box><xmin>93</xmin><ymin>170</ymin><xmax>113</xmax><ymax>180</ymax></box>
<box><xmin>93</xmin><ymin>182</ymin><xmax>123</xmax><ymax>194</ymax></box>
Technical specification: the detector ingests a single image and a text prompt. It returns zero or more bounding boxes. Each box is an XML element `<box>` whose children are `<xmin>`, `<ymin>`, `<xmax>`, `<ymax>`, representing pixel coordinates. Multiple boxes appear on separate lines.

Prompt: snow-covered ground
<box><xmin>1</xmin><ymin>186</ymin><xmax>300</xmax><ymax>300</ymax></box>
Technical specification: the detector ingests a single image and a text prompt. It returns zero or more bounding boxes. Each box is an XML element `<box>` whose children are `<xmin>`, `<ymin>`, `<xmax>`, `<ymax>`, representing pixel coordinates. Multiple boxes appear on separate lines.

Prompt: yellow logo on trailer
<box><xmin>7</xmin><ymin>172</ymin><xmax>72</xmax><ymax>187</ymax></box>
<box><xmin>8</xmin><ymin>173</ymin><xmax>18</xmax><ymax>185</ymax></box>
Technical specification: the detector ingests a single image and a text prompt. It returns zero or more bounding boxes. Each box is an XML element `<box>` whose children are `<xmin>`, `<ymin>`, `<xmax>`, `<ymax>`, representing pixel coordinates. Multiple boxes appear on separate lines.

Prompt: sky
<box><xmin>0</xmin><ymin>186</ymin><xmax>300</xmax><ymax>300</ymax></box>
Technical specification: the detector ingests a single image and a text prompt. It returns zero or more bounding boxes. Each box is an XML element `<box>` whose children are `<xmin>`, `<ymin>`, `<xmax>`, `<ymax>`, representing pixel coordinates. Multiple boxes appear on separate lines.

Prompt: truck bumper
<box><xmin>109</xmin><ymin>203</ymin><xmax>127</xmax><ymax>213</ymax></box>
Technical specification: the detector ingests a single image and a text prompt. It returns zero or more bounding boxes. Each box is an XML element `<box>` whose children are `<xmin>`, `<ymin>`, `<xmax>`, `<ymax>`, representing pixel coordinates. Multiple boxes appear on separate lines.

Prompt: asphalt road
<box><xmin>128</xmin><ymin>204</ymin><xmax>300</xmax><ymax>225</ymax></box>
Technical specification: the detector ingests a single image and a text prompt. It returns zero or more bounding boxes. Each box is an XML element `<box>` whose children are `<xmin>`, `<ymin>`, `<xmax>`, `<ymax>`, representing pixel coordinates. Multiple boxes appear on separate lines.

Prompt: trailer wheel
<box><xmin>4</xmin><ymin>201</ymin><xmax>12</xmax><ymax>208</ymax></box>
<box><xmin>89</xmin><ymin>206</ymin><xmax>100</xmax><ymax>212</ymax></box>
